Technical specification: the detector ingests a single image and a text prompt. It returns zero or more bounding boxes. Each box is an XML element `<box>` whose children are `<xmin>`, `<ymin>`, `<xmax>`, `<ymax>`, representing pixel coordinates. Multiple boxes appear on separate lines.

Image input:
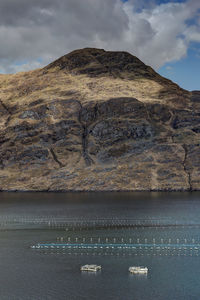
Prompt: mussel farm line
<box><xmin>31</xmin><ymin>241</ymin><xmax>200</xmax><ymax>257</ymax></box>
<box><xmin>1</xmin><ymin>217</ymin><xmax>200</xmax><ymax>230</ymax></box>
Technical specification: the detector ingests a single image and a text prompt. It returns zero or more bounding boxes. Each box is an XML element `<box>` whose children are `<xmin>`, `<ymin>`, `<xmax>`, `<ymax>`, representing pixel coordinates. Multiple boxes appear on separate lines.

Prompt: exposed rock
<box><xmin>0</xmin><ymin>48</ymin><xmax>199</xmax><ymax>191</ymax></box>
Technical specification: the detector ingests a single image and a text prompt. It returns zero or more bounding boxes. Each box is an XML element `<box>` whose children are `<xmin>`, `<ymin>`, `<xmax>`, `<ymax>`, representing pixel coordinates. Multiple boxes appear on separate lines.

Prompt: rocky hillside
<box><xmin>0</xmin><ymin>48</ymin><xmax>199</xmax><ymax>191</ymax></box>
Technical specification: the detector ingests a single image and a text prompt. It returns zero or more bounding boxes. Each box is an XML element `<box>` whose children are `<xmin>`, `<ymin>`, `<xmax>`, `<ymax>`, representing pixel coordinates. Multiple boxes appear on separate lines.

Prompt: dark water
<box><xmin>0</xmin><ymin>192</ymin><xmax>200</xmax><ymax>300</ymax></box>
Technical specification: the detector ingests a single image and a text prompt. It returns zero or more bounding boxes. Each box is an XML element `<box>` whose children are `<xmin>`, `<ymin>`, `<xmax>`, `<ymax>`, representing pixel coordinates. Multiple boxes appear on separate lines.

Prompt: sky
<box><xmin>0</xmin><ymin>0</ymin><xmax>199</xmax><ymax>91</ymax></box>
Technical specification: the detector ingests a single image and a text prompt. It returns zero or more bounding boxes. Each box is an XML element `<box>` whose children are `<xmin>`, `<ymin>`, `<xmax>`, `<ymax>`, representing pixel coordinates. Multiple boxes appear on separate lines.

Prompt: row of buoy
<box><xmin>56</xmin><ymin>237</ymin><xmax>197</xmax><ymax>244</ymax></box>
<box><xmin>31</xmin><ymin>243</ymin><xmax>200</xmax><ymax>250</ymax></box>
<box><xmin>34</xmin><ymin>251</ymin><xmax>200</xmax><ymax>257</ymax></box>
<box><xmin>1</xmin><ymin>217</ymin><xmax>200</xmax><ymax>226</ymax></box>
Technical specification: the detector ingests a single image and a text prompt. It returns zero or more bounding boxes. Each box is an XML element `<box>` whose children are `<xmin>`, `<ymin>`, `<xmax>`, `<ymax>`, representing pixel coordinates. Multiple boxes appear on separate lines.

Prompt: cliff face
<box><xmin>0</xmin><ymin>48</ymin><xmax>199</xmax><ymax>191</ymax></box>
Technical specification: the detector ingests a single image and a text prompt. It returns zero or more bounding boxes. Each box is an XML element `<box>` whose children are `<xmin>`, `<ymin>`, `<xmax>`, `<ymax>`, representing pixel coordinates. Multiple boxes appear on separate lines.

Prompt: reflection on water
<box><xmin>0</xmin><ymin>192</ymin><xmax>200</xmax><ymax>300</ymax></box>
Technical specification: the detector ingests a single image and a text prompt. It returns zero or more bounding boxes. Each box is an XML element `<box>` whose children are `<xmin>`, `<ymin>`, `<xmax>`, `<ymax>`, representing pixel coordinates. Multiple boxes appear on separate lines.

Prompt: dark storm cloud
<box><xmin>0</xmin><ymin>0</ymin><xmax>199</xmax><ymax>73</ymax></box>
<box><xmin>0</xmin><ymin>0</ymin><xmax>129</xmax><ymax>72</ymax></box>
<box><xmin>0</xmin><ymin>0</ymin><xmax>55</xmax><ymax>25</ymax></box>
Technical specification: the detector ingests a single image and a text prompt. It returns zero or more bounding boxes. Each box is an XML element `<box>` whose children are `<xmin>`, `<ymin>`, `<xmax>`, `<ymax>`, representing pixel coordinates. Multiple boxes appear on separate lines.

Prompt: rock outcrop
<box><xmin>0</xmin><ymin>48</ymin><xmax>199</xmax><ymax>191</ymax></box>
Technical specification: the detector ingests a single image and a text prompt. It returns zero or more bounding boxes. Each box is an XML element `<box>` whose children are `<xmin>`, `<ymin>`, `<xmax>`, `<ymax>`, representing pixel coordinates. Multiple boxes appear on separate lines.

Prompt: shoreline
<box><xmin>0</xmin><ymin>189</ymin><xmax>197</xmax><ymax>193</ymax></box>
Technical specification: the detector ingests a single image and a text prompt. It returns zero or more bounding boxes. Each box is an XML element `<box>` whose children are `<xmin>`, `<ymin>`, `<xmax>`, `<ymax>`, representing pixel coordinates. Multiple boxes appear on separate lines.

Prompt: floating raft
<box><xmin>81</xmin><ymin>264</ymin><xmax>101</xmax><ymax>272</ymax></box>
<box><xmin>129</xmin><ymin>266</ymin><xmax>148</xmax><ymax>274</ymax></box>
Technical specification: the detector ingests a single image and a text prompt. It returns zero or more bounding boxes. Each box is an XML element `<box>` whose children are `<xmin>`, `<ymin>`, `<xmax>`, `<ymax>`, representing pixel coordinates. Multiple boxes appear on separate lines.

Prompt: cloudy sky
<box><xmin>0</xmin><ymin>0</ymin><xmax>199</xmax><ymax>90</ymax></box>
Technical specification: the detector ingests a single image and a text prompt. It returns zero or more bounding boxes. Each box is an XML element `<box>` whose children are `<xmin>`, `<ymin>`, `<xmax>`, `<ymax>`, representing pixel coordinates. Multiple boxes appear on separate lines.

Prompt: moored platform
<box><xmin>81</xmin><ymin>264</ymin><xmax>101</xmax><ymax>272</ymax></box>
<box><xmin>129</xmin><ymin>266</ymin><xmax>148</xmax><ymax>274</ymax></box>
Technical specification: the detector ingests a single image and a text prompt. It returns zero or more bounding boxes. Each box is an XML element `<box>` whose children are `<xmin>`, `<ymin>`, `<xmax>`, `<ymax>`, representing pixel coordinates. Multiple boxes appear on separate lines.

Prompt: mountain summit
<box><xmin>45</xmin><ymin>48</ymin><xmax>158</xmax><ymax>79</ymax></box>
<box><xmin>0</xmin><ymin>48</ymin><xmax>199</xmax><ymax>191</ymax></box>
<box><xmin>45</xmin><ymin>48</ymin><xmax>179</xmax><ymax>87</ymax></box>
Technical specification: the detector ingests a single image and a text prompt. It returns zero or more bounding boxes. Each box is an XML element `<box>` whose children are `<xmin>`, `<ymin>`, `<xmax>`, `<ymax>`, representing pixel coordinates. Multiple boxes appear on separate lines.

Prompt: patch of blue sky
<box><xmin>185</xmin><ymin>15</ymin><xmax>200</xmax><ymax>27</ymax></box>
<box><xmin>121</xmin><ymin>0</ymin><xmax>187</xmax><ymax>3</ymax></box>
<box><xmin>121</xmin><ymin>0</ymin><xmax>188</xmax><ymax>14</ymax></box>
<box><xmin>14</xmin><ymin>58</ymin><xmax>43</xmax><ymax>66</ymax></box>
<box><xmin>158</xmin><ymin>42</ymin><xmax>200</xmax><ymax>91</ymax></box>
<box><xmin>156</xmin><ymin>0</ymin><xmax>187</xmax><ymax>3</ymax></box>
<box><xmin>14</xmin><ymin>60</ymin><xmax>29</xmax><ymax>66</ymax></box>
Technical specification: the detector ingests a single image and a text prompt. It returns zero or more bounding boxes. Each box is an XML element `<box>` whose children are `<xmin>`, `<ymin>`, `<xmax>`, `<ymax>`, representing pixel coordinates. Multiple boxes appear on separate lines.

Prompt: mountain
<box><xmin>0</xmin><ymin>48</ymin><xmax>199</xmax><ymax>191</ymax></box>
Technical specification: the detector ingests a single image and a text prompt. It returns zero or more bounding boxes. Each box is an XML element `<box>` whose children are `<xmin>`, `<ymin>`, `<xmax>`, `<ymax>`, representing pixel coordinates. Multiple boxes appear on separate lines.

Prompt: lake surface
<box><xmin>0</xmin><ymin>192</ymin><xmax>200</xmax><ymax>300</ymax></box>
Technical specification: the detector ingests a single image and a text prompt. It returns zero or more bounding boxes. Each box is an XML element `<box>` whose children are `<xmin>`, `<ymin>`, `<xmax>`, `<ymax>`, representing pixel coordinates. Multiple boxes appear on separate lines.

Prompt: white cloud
<box><xmin>0</xmin><ymin>0</ymin><xmax>199</xmax><ymax>73</ymax></box>
<box><xmin>115</xmin><ymin>0</ymin><xmax>200</xmax><ymax>68</ymax></box>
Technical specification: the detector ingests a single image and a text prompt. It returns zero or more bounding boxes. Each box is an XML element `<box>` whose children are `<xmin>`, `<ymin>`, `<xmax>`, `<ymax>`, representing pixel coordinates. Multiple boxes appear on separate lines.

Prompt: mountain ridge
<box><xmin>0</xmin><ymin>48</ymin><xmax>199</xmax><ymax>191</ymax></box>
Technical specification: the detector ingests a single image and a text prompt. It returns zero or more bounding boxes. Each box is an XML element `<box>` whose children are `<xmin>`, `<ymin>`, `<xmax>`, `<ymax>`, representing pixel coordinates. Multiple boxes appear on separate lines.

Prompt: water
<box><xmin>0</xmin><ymin>192</ymin><xmax>200</xmax><ymax>300</ymax></box>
